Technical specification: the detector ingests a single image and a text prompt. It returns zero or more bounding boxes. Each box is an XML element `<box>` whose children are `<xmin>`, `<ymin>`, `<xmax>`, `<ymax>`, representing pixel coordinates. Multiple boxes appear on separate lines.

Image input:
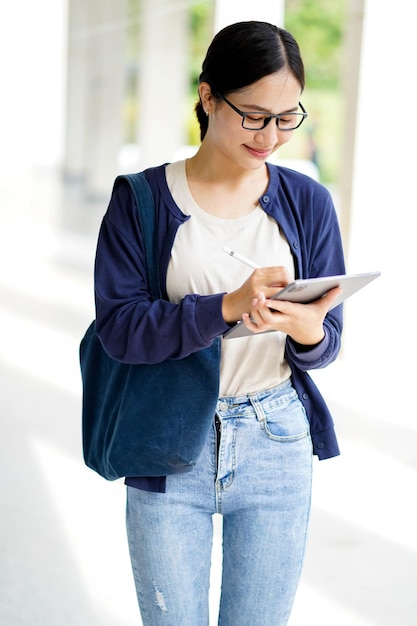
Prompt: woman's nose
<box><xmin>254</xmin><ymin>120</ymin><xmax>279</xmax><ymax>143</ymax></box>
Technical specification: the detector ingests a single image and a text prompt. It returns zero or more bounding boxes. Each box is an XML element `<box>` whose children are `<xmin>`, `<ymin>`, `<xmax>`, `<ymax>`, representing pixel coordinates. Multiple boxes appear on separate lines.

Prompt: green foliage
<box><xmin>285</xmin><ymin>0</ymin><xmax>346</xmax><ymax>89</ymax></box>
<box><xmin>189</xmin><ymin>1</ymin><xmax>214</xmax><ymax>91</ymax></box>
<box><xmin>284</xmin><ymin>0</ymin><xmax>347</xmax><ymax>183</ymax></box>
<box><xmin>187</xmin><ymin>1</ymin><xmax>214</xmax><ymax>144</ymax></box>
<box><xmin>278</xmin><ymin>88</ymin><xmax>343</xmax><ymax>183</ymax></box>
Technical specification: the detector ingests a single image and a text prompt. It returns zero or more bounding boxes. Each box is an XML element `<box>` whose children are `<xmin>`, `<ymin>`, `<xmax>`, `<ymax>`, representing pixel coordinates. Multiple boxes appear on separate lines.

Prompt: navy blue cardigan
<box><xmin>94</xmin><ymin>162</ymin><xmax>345</xmax><ymax>492</ymax></box>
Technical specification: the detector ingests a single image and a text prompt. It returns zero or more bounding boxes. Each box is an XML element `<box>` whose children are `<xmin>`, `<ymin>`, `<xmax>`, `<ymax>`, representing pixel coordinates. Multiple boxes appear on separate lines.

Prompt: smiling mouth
<box><xmin>245</xmin><ymin>145</ymin><xmax>273</xmax><ymax>157</ymax></box>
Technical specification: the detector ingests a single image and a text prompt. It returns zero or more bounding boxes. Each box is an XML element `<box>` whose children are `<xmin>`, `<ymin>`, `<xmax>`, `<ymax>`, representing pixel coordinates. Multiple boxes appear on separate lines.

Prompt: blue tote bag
<box><xmin>80</xmin><ymin>173</ymin><xmax>220</xmax><ymax>480</ymax></box>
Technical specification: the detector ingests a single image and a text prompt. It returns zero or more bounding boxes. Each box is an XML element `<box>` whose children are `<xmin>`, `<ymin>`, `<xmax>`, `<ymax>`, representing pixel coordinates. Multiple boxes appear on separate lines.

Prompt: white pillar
<box><xmin>64</xmin><ymin>0</ymin><xmax>89</xmax><ymax>183</ymax></box>
<box><xmin>214</xmin><ymin>0</ymin><xmax>285</xmax><ymax>32</ymax></box>
<box><xmin>85</xmin><ymin>1</ymin><xmax>127</xmax><ymax>197</ymax></box>
<box><xmin>329</xmin><ymin>0</ymin><xmax>416</xmax><ymax>426</ymax></box>
<box><xmin>64</xmin><ymin>0</ymin><xmax>127</xmax><ymax>198</ymax></box>
<box><xmin>137</xmin><ymin>0</ymin><xmax>188</xmax><ymax>169</ymax></box>
<box><xmin>338</xmin><ymin>0</ymin><xmax>365</xmax><ymax>247</ymax></box>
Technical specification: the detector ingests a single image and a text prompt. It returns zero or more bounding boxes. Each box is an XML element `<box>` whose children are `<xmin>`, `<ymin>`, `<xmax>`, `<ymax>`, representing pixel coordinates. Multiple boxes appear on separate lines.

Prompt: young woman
<box><xmin>94</xmin><ymin>20</ymin><xmax>345</xmax><ymax>626</ymax></box>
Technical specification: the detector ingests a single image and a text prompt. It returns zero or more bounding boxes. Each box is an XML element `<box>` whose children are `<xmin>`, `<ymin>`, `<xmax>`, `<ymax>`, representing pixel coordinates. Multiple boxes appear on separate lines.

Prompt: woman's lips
<box><xmin>244</xmin><ymin>145</ymin><xmax>273</xmax><ymax>159</ymax></box>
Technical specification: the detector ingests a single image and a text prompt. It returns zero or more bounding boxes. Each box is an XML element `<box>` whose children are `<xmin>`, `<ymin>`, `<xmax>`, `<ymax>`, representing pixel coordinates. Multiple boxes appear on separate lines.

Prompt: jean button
<box><xmin>219</xmin><ymin>401</ymin><xmax>228</xmax><ymax>411</ymax></box>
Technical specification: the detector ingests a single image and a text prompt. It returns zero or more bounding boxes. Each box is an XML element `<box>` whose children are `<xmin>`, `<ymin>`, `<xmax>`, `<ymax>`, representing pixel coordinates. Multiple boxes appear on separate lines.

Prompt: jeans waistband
<box><xmin>217</xmin><ymin>379</ymin><xmax>293</xmax><ymax>412</ymax></box>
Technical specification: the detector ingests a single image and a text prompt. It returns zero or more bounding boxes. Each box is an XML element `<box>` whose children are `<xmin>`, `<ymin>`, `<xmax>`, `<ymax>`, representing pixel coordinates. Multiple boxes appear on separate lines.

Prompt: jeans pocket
<box><xmin>259</xmin><ymin>390</ymin><xmax>310</xmax><ymax>442</ymax></box>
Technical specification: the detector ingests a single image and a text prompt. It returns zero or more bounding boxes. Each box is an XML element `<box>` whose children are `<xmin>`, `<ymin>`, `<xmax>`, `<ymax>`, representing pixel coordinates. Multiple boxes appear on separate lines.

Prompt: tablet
<box><xmin>223</xmin><ymin>271</ymin><xmax>380</xmax><ymax>339</ymax></box>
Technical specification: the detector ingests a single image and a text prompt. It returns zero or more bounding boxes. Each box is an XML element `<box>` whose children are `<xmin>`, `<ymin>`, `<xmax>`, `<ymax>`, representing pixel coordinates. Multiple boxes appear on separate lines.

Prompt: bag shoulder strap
<box><xmin>117</xmin><ymin>172</ymin><xmax>160</xmax><ymax>301</ymax></box>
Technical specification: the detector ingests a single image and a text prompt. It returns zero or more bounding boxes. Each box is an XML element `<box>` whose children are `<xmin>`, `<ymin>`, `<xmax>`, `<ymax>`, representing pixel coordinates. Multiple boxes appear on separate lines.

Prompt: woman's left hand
<box><xmin>241</xmin><ymin>287</ymin><xmax>342</xmax><ymax>346</ymax></box>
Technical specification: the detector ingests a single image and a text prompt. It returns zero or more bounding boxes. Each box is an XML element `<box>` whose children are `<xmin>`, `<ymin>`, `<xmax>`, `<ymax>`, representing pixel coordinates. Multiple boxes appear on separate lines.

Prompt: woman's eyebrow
<box><xmin>240</xmin><ymin>102</ymin><xmax>300</xmax><ymax>114</ymax></box>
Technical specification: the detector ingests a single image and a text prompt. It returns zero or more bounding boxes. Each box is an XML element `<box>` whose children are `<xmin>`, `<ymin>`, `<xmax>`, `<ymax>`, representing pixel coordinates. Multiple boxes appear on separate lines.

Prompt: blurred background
<box><xmin>1</xmin><ymin>0</ymin><xmax>416</xmax><ymax>624</ymax></box>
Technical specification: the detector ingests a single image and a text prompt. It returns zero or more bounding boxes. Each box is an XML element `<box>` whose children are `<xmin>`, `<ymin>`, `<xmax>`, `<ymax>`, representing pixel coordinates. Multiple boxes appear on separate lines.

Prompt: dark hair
<box><xmin>195</xmin><ymin>21</ymin><xmax>305</xmax><ymax>140</ymax></box>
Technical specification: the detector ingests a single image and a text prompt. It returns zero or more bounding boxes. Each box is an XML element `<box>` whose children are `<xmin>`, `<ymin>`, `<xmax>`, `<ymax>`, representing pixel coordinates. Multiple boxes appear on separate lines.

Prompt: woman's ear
<box><xmin>198</xmin><ymin>82</ymin><xmax>214</xmax><ymax>115</ymax></box>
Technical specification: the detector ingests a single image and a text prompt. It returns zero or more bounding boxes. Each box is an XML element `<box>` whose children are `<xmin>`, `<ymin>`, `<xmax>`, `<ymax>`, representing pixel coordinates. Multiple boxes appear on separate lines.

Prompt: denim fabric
<box><xmin>126</xmin><ymin>380</ymin><xmax>313</xmax><ymax>626</ymax></box>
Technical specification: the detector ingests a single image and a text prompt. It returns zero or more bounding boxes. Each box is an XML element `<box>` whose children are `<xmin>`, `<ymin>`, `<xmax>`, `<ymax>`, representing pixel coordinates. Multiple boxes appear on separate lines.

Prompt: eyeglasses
<box><xmin>216</xmin><ymin>93</ymin><xmax>308</xmax><ymax>131</ymax></box>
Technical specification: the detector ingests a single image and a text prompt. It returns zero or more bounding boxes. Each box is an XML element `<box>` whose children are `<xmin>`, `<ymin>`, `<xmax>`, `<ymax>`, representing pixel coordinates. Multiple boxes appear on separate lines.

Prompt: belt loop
<box><xmin>248</xmin><ymin>391</ymin><xmax>265</xmax><ymax>425</ymax></box>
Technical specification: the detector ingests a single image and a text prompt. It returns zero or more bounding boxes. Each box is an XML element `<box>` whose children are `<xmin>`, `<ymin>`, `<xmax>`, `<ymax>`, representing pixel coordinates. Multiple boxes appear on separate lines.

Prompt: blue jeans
<box><xmin>126</xmin><ymin>380</ymin><xmax>313</xmax><ymax>626</ymax></box>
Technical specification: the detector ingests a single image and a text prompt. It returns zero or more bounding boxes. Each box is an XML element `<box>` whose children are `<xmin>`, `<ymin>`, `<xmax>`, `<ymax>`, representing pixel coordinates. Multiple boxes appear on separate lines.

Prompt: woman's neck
<box><xmin>185</xmin><ymin>150</ymin><xmax>270</xmax><ymax>219</ymax></box>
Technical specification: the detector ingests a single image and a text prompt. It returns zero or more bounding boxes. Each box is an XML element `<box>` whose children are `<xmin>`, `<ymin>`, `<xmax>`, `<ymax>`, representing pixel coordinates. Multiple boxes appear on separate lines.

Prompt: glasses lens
<box><xmin>242</xmin><ymin>110</ymin><xmax>306</xmax><ymax>131</ymax></box>
<box><xmin>277</xmin><ymin>112</ymin><xmax>305</xmax><ymax>131</ymax></box>
<box><xmin>242</xmin><ymin>114</ymin><xmax>270</xmax><ymax>130</ymax></box>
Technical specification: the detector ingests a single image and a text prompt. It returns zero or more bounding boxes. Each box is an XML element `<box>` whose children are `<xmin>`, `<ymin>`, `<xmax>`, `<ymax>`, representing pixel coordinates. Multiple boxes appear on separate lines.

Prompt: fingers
<box><xmin>266</xmin><ymin>286</ymin><xmax>343</xmax><ymax>315</ymax></box>
<box><xmin>249</xmin><ymin>266</ymin><xmax>291</xmax><ymax>290</ymax></box>
<box><xmin>321</xmin><ymin>286</ymin><xmax>343</xmax><ymax>308</ymax></box>
<box><xmin>222</xmin><ymin>266</ymin><xmax>291</xmax><ymax>324</ymax></box>
<box><xmin>247</xmin><ymin>293</ymin><xmax>268</xmax><ymax>326</ymax></box>
<box><xmin>242</xmin><ymin>285</ymin><xmax>343</xmax><ymax>340</ymax></box>
<box><xmin>242</xmin><ymin>292</ymin><xmax>281</xmax><ymax>333</ymax></box>
<box><xmin>224</xmin><ymin>272</ymin><xmax>341</xmax><ymax>328</ymax></box>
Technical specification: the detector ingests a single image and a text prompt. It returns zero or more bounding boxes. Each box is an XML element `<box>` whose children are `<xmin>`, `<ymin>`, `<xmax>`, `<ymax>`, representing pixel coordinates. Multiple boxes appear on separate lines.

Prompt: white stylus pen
<box><xmin>223</xmin><ymin>247</ymin><xmax>261</xmax><ymax>270</ymax></box>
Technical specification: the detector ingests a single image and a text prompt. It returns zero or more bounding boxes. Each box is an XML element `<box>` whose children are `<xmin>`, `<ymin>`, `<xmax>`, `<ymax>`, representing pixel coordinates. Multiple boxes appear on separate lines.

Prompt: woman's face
<box><xmin>200</xmin><ymin>71</ymin><xmax>303</xmax><ymax>171</ymax></box>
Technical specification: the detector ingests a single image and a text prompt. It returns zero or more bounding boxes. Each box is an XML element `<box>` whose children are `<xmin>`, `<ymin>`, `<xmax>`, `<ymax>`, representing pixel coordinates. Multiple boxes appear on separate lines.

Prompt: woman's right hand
<box><xmin>221</xmin><ymin>266</ymin><xmax>291</xmax><ymax>323</ymax></box>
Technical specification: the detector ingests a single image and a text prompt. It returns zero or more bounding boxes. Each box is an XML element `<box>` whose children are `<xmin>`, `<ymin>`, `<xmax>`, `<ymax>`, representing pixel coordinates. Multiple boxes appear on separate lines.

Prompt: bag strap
<box><xmin>120</xmin><ymin>172</ymin><xmax>161</xmax><ymax>301</ymax></box>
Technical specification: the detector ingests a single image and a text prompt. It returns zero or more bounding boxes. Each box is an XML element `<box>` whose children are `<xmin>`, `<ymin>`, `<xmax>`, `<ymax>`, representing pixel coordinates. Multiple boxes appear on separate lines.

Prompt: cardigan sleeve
<box><xmin>275</xmin><ymin>169</ymin><xmax>345</xmax><ymax>371</ymax></box>
<box><xmin>94</xmin><ymin>178</ymin><xmax>230</xmax><ymax>364</ymax></box>
<box><xmin>285</xmin><ymin>312</ymin><xmax>342</xmax><ymax>370</ymax></box>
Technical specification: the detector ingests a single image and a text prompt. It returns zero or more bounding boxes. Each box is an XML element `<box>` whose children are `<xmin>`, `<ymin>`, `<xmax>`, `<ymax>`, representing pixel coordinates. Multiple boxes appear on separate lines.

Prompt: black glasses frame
<box><xmin>216</xmin><ymin>93</ymin><xmax>308</xmax><ymax>131</ymax></box>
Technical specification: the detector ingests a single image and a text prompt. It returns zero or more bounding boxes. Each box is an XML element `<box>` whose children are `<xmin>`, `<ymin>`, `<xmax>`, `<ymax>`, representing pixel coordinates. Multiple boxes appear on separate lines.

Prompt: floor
<box><xmin>1</xmin><ymin>168</ymin><xmax>416</xmax><ymax>625</ymax></box>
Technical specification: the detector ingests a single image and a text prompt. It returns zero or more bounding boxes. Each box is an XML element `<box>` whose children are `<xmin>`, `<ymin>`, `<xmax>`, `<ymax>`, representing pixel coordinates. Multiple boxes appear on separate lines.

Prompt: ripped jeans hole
<box><xmin>152</xmin><ymin>580</ymin><xmax>168</xmax><ymax>612</ymax></box>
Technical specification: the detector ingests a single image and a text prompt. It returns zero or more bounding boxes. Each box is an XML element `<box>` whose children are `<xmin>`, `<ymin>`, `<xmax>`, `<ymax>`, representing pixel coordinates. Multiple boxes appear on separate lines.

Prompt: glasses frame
<box><xmin>216</xmin><ymin>92</ymin><xmax>308</xmax><ymax>131</ymax></box>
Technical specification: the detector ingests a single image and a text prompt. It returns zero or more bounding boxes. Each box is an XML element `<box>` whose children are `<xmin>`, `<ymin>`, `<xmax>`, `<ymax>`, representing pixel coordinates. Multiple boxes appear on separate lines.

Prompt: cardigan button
<box><xmin>262</xmin><ymin>195</ymin><xmax>269</xmax><ymax>203</ymax></box>
<box><xmin>317</xmin><ymin>442</ymin><xmax>325</xmax><ymax>449</ymax></box>
<box><xmin>302</xmin><ymin>393</ymin><xmax>309</xmax><ymax>400</ymax></box>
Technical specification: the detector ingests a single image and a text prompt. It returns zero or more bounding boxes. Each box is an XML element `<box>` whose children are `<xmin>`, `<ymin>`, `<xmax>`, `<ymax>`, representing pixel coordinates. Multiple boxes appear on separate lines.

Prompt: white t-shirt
<box><xmin>166</xmin><ymin>160</ymin><xmax>294</xmax><ymax>397</ymax></box>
